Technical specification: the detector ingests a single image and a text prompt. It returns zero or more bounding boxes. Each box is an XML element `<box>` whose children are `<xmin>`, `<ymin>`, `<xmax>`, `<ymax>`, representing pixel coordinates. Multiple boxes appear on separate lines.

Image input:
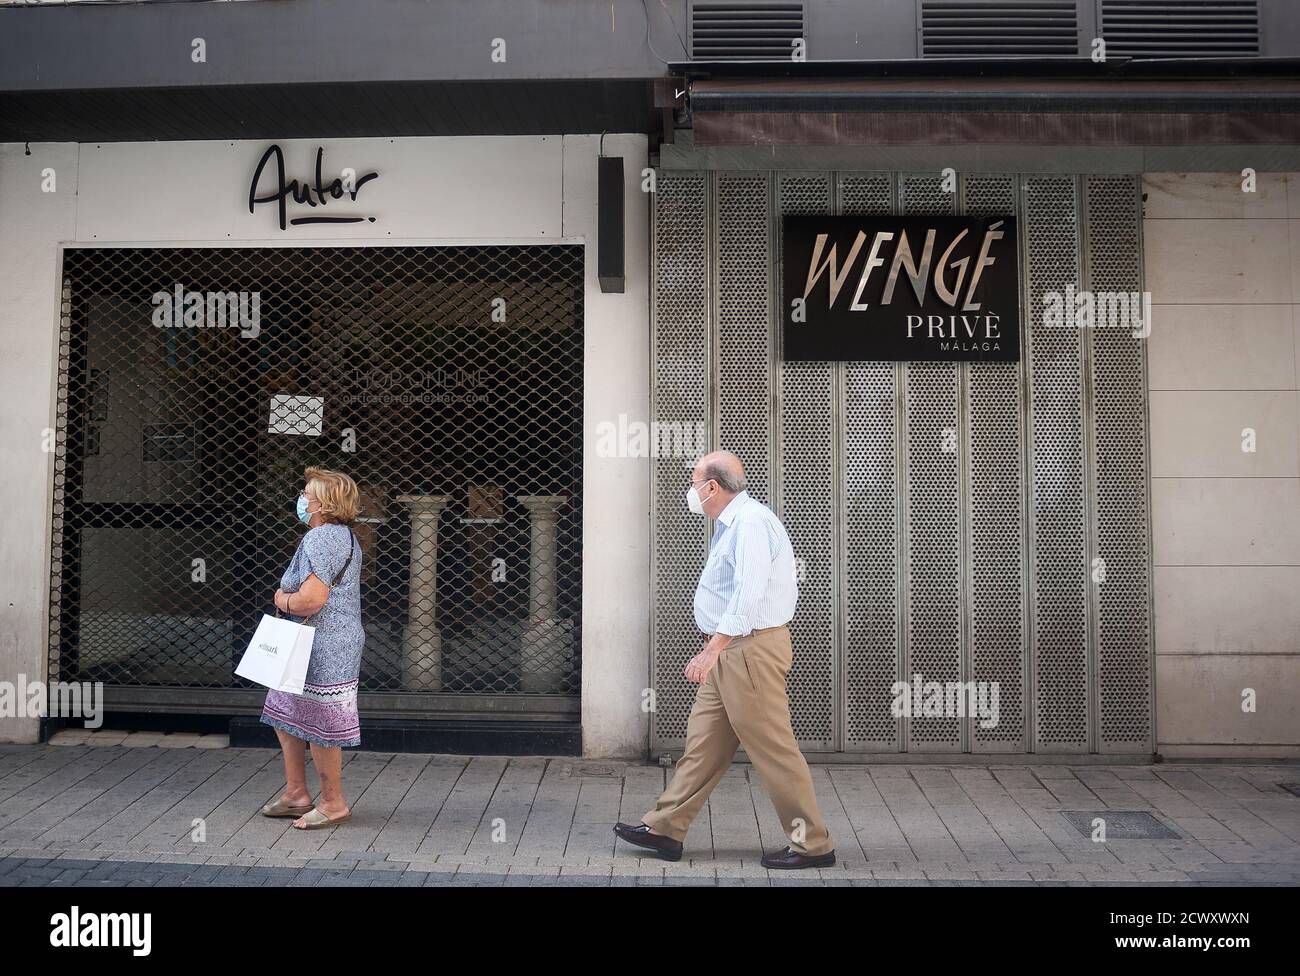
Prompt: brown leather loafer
<box><xmin>613</xmin><ymin>821</ymin><xmax>683</xmax><ymax>861</ymax></box>
<box><xmin>761</xmin><ymin>846</ymin><xmax>836</xmax><ymax>870</ymax></box>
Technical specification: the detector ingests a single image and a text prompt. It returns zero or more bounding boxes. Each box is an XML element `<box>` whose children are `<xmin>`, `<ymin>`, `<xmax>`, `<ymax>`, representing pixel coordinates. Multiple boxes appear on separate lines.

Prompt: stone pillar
<box><xmin>396</xmin><ymin>494</ymin><xmax>452</xmax><ymax>692</ymax></box>
<box><xmin>515</xmin><ymin>494</ymin><xmax>571</xmax><ymax>694</ymax></box>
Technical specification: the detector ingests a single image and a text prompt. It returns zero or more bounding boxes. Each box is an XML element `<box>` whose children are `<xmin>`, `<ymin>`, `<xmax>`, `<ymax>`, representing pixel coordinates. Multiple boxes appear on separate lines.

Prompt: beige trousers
<box><xmin>642</xmin><ymin>624</ymin><xmax>834</xmax><ymax>856</ymax></box>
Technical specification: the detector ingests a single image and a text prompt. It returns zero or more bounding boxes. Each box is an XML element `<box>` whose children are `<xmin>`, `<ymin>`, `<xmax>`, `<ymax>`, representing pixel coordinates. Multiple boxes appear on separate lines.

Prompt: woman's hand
<box><xmin>273</xmin><ymin>588</ymin><xmax>288</xmax><ymax>613</ymax></box>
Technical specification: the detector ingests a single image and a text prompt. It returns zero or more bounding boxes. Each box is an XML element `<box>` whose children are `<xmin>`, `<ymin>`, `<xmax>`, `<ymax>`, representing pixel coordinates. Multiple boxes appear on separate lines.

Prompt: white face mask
<box><xmin>686</xmin><ymin>483</ymin><xmax>708</xmax><ymax>515</ymax></box>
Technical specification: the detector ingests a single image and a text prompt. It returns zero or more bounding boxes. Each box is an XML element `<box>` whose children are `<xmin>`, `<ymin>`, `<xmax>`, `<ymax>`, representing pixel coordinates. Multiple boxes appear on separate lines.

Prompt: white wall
<box><xmin>0</xmin><ymin>143</ymin><xmax>79</xmax><ymax>744</ymax></box>
<box><xmin>0</xmin><ymin>135</ymin><xmax>650</xmax><ymax>756</ymax></box>
<box><xmin>568</xmin><ymin>136</ymin><xmax>651</xmax><ymax>759</ymax></box>
<box><xmin>1144</xmin><ymin>172</ymin><xmax>1300</xmax><ymax>758</ymax></box>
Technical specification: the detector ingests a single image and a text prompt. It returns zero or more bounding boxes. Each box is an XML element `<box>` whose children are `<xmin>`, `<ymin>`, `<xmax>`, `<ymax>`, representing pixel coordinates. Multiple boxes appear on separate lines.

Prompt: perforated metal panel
<box><xmin>650</xmin><ymin>168</ymin><xmax>1150</xmax><ymax>757</ymax></box>
<box><xmin>776</xmin><ymin>174</ymin><xmax>836</xmax><ymax>748</ymax></box>
<box><xmin>1024</xmin><ymin>177</ymin><xmax>1091</xmax><ymax>751</ymax></box>
<box><xmin>837</xmin><ymin>173</ymin><xmax>900</xmax><ymax>751</ymax></box>
<box><xmin>899</xmin><ymin>175</ymin><xmax>963</xmax><ymax>752</ymax></box>
<box><xmin>714</xmin><ymin>173</ymin><xmax>773</xmax><ymax>505</ymax></box>
<box><xmin>50</xmin><ymin>244</ymin><xmax>584</xmax><ymax>708</ymax></box>
<box><xmin>650</xmin><ymin>173</ymin><xmax>711</xmax><ymax>747</ymax></box>
<box><xmin>1084</xmin><ymin>175</ymin><xmax>1152</xmax><ymax>752</ymax></box>
<box><xmin>962</xmin><ymin>175</ymin><xmax>1029</xmax><ymax>752</ymax></box>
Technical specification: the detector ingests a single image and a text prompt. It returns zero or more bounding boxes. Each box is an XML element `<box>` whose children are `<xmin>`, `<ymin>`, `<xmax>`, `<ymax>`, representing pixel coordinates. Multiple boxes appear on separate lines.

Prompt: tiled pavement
<box><xmin>1</xmin><ymin>742</ymin><xmax>1299</xmax><ymax>886</ymax></box>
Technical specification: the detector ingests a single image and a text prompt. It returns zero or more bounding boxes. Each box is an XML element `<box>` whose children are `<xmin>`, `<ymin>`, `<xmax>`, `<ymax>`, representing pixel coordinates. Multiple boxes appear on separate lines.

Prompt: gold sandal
<box><xmin>261</xmin><ymin>798</ymin><xmax>315</xmax><ymax>818</ymax></box>
<box><xmin>291</xmin><ymin>807</ymin><xmax>352</xmax><ymax>830</ymax></box>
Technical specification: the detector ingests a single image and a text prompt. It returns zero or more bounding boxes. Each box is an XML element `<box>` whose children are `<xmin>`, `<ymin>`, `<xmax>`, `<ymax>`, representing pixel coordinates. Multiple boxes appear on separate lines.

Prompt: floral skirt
<box><xmin>260</xmin><ymin>679</ymin><xmax>360</xmax><ymax>748</ymax></box>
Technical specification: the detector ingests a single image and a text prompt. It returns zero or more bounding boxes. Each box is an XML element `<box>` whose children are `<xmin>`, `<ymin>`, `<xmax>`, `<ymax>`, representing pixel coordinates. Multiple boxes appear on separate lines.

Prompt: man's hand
<box><xmin>684</xmin><ymin>646</ymin><xmax>717</xmax><ymax>684</ymax></box>
<box><xmin>684</xmin><ymin>634</ymin><xmax>733</xmax><ymax>684</ymax></box>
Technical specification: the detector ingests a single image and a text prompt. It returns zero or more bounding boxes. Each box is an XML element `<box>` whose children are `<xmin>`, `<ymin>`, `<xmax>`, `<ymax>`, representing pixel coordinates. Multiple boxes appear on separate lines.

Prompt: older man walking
<box><xmin>614</xmin><ymin>451</ymin><xmax>836</xmax><ymax>869</ymax></box>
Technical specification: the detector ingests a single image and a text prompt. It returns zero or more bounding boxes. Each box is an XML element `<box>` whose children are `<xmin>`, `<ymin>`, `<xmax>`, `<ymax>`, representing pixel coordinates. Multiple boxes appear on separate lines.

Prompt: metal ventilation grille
<box><xmin>921</xmin><ymin>1</ymin><xmax>1080</xmax><ymax>57</ymax></box>
<box><xmin>50</xmin><ymin>245</ymin><xmax>583</xmax><ymax>702</ymax></box>
<box><xmin>690</xmin><ymin>2</ymin><xmax>805</xmax><ymax>60</ymax></box>
<box><xmin>1100</xmin><ymin>0</ymin><xmax>1260</xmax><ymax>57</ymax></box>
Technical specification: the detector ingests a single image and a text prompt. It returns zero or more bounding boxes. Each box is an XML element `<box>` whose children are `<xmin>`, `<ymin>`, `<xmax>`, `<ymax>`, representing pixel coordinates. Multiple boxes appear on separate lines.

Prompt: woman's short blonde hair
<box><xmin>303</xmin><ymin>466</ymin><xmax>361</xmax><ymax>525</ymax></box>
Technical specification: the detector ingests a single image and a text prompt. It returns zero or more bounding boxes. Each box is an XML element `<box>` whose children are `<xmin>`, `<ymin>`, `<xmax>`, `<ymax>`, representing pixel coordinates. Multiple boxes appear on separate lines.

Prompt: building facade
<box><xmin>1</xmin><ymin>0</ymin><xmax>1298</xmax><ymax>759</ymax></box>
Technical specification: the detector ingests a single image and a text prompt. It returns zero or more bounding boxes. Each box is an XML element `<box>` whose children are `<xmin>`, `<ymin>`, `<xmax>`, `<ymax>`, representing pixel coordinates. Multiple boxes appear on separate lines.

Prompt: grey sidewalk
<box><xmin>1</xmin><ymin>740</ymin><xmax>1298</xmax><ymax>886</ymax></box>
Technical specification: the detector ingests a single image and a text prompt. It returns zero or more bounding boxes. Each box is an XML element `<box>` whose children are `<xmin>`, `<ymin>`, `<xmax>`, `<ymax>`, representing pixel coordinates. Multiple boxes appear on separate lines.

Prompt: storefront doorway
<box><xmin>49</xmin><ymin>244</ymin><xmax>584</xmax><ymax>724</ymax></box>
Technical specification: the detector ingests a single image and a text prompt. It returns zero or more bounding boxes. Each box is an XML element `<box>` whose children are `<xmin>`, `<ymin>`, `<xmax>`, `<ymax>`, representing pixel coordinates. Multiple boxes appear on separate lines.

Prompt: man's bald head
<box><xmin>695</xmin><ymin>451</ymin><xmax>747</xmax><ymax>494</ymax></box>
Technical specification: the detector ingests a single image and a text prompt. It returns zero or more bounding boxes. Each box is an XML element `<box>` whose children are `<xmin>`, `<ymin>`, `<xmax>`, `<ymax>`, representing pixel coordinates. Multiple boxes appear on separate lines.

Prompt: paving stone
<box><xmin>121</xmin><ymin>732</ymin><xmax>166</xmax><ymax>748</ymax></box>
<box><xmin>559</xmin><ymin>865</ymin><xmax>614</xmax><ymax>878</ymax></box>
<box><xmin>156</xmin><ymin>734</ymin><xmax>202</xmax><ymax>749</ymax></box>
<box><xmin>349</xmin><ymin>868</ymin><xmax>405</xmax><ymax>882</ymax></box>
<box><xmin>84</xmin><ymin>732</ymin><xmax>129</xmax><ymax>747</ymax></box>
<box><xmin>923</xmin><ymin>865</ymin><xmax>980</xmax><ymax>880</ymax></box>
<box><xmin>11</xmin><ymin>867</ymin><xmax>62</xmax><ymax>882</ymax></box>
<box><xmin>243</xmin><ymin>865</ymin><xmax>291</xmax><ymax>878</ymax></box>
<box><xmin>453</xmin><ymin>871</ymin><xmax>506</xmax><ymax>885</ymax></box>
<box><xmin>303</xmin><ymin>868</ymin><xmax>354</xmax><ymax>885</ymax></box>
<box><xmin>47</xmin><ymin>731</ymin><xmax>91</xmax><ymax>747</ymax></box>
<box><xmin>361</xmin><ymin>859</ymin><xmax>407</xmax><ymax>871</ymax></box>
<box><xmin>514</xmin><ymin>864</ymin><xmax>561</xmax><ymax>878</ymax></box>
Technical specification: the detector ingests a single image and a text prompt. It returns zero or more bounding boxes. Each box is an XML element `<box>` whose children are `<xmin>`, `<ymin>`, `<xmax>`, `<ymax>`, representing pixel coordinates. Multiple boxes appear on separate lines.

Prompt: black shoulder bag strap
<box><xmin>278</xmin><ymin>529</ymin><xmax>358</xmax><ymax>623</ymax></box>
<box><xmin>326</xmin><ymin>529</ymin><xmax>358</xmax><ymax>587</ymax></box>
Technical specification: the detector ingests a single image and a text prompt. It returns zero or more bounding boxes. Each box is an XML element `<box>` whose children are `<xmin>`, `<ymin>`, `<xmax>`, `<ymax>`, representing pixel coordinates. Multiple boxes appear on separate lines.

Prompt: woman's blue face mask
<box><xmin>295</xmin><ymin>493</ymin><xmax>312</xmax><ymax>526</ymax></box>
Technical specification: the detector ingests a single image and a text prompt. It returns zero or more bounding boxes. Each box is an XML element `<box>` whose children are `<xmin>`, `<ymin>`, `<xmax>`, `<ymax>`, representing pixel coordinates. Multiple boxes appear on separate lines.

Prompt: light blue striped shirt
<box><xmin>694</xmin><ymin>490</ymin><xmax>798</xmax><ymax>637</ymax></box>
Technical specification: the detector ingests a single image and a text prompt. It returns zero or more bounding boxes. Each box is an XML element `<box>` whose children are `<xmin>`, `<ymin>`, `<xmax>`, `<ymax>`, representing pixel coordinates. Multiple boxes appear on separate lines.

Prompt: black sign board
<box><xmin>782</xmin><ymin>214</ymin><xmax>1020</xmax><ymax>362</ymax></box>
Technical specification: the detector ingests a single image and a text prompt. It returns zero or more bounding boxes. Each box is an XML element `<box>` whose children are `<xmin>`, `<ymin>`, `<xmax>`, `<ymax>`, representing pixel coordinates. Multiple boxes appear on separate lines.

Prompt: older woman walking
<box><xmin>259</xmin><ymin>466</ymin><xmax>365</xmax><ymax>830</ymax></box>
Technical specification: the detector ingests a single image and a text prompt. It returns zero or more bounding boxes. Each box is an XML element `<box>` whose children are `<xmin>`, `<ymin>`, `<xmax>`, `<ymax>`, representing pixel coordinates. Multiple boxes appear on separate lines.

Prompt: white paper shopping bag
<box><xmin>235</xmin><ymin>613</ymin><xmax>316</xmax><ymax>694</ymax></box>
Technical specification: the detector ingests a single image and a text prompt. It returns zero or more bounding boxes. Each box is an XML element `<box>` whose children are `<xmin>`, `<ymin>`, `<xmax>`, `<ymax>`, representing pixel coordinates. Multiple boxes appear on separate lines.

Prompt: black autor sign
<box><xmin>782</xmin><ymin>215</ymin><xmax>1021</xmax><ymax>362</ymax></box>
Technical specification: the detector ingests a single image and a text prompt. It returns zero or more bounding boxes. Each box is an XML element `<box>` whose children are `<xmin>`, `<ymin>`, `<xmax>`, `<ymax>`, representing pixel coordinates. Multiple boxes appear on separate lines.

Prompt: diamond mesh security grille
<box><xmin>49</xmin><ymin>245</ymin><xmax>583</xmax><ymax>703</ymax></box>
<box><xmin>652</xmin><ymin>168</ymin><xmax>1151</xmax><ymax>756</ymax></box>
